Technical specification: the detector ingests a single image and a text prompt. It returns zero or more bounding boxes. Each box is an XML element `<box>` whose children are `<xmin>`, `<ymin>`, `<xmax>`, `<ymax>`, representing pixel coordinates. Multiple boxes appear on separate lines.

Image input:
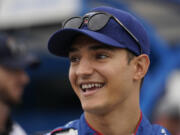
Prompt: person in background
<box><xmin>46</xmin><ymin>6</ymin><xmax>170</xmax><ymax>135</ymax></box>
<box><xmin>153</xmin><ymin>99</ymin><xmax>180</xmax><ymax>135</ymax></box>
<box><xmin>153</xmin><ymin>70</ymin><xmax>180</xmax><ymax>135</ymax></box>
<box><xmin>0</xmin><ymin>34</ymin><xmax>39</xmax><ymax>135</ymax></box>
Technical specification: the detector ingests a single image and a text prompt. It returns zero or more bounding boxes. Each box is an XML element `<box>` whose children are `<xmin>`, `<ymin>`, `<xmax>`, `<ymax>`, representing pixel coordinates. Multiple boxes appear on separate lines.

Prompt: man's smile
<box><xmin>79</xmin><ymin>82</ymin><xmax>105</xmax><ymax>96</ymax></box>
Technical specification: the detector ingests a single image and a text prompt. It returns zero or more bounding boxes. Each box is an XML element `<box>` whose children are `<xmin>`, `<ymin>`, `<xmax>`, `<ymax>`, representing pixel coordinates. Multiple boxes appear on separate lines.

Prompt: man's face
<box><xmin>0</xmin><ymin>66</ymin><xmax>29</xmax><ymax>105</ymax></box>
<box><xmin>69</xmin><ymin>35</ymin><xmax>137</xmax><ymax>115</ymax></box>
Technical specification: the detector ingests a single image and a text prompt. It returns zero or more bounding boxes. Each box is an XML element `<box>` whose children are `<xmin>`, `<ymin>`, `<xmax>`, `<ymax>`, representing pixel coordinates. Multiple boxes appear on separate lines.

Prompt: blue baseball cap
<box><xmin>48</xmin><ymin>6</ymin><xmax>150</xmax><ymax>57</ymax></box>
<box><xmin>0</xmin><ymin>34</ymin><xmax>39</xmax><ymax>69</ymax></box>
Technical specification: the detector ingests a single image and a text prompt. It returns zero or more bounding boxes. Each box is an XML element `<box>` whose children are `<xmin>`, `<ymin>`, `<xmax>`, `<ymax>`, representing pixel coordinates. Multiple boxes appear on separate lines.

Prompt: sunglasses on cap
<box><xmin>62</xmin><ymin>11</ymin><xmax>142</xmax><ymax>54</ymax></box>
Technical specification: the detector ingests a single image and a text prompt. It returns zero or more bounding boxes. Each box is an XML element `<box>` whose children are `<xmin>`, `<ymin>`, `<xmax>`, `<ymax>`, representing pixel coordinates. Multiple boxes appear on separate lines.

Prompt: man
<box><xmin>47</xmin><ymin>6</ymin><xmax>170</xmax><ymax>135</ymax></box>
<box><xmin>0</xmin><ymin>34</ymin><xmax>39</xmax><ymax>135</ymax></box>
<box><xmin>154</xmin><ymin>105</ymin><xmax>180</xmax><ymax>135</ymax></box>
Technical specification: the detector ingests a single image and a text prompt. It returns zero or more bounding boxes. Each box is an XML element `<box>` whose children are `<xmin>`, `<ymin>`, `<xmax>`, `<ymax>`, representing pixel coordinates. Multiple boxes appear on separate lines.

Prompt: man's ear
<box><xmin>133</xmin><ymin>54</ymin><xmax>150</xmax><ymax>80</ymax></box>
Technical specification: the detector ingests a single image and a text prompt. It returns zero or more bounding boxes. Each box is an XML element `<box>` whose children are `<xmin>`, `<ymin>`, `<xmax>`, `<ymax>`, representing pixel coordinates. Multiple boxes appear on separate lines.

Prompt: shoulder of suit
<box><xmin>45</xmin><ymin>119</ymin><xmax>80</xmax><ymax>135</ymax></box>
<box><xmin>49</xmin><ymin>128</ymin><xmax>78</xmax><ymax>135</ymax></box>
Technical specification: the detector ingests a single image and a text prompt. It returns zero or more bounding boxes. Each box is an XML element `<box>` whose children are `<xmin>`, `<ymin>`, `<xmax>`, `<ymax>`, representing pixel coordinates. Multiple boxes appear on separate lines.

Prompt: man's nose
<box><xmin>76</xmin><ymin>59</ymin><xmax>94</xmax><ymax>78</ymax></box>
<box><xmin>20</xmin><ymin>70</ymin><xmax>30</xmax><ymax>85</ymax></box>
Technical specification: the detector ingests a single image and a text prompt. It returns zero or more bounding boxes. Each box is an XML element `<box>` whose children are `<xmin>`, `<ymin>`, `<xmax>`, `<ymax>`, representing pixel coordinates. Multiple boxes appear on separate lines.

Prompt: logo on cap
<box><xmin>83</xmin><ymin>12</ymin><xmax>98</xmax><ymax>25</ymax></box>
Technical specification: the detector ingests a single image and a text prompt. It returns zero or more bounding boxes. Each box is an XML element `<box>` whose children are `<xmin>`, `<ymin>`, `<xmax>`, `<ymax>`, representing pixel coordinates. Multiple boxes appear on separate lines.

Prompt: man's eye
<box><xmin>69</xmin><ymin>56</ymin><xmax>80</xmax><ymax>63</ymax></box>
<box><xmin>96</xmin><ymin>54</ymin><xmax>108</xmax><ymax>59</ymax></box>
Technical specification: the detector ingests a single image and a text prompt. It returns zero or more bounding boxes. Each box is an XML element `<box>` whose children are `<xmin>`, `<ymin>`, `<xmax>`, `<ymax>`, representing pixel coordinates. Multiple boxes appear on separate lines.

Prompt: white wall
<box><xmin>0</xmin><ymin>0</ymin><xmax>82</xmax><ymax>29</ymax></box>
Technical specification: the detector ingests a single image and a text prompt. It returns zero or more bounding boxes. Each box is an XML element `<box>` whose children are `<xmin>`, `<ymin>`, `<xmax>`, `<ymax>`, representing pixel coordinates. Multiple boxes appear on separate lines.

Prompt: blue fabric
<box><xmin>48</xmin><ymin>113</ymin><xmax>170</xmax><ymax>135</ymax></box>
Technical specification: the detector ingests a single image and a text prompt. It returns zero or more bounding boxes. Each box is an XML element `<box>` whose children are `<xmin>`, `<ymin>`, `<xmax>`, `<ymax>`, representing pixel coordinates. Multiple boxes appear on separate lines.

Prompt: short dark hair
<box><xmin>126</xmin><ymin>50</ymin><xmax>136</xmax><ymax>64</ymax></box>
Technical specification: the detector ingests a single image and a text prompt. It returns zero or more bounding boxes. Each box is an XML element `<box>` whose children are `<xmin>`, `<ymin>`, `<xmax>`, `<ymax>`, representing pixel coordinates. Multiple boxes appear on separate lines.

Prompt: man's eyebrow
<box><xmin>89</xmin><ymin>45</ymin><xmax>116</xmax><ymax>50</ymax></box>
<box><xmin>69</xmin><ymin>47</ymin><xmax>78</xmax><ymax>53</ymax></box>
<box><xmin>68</xmin><ymin>44</ymin><xmax>116</xmax><ymax>54</ymax></box>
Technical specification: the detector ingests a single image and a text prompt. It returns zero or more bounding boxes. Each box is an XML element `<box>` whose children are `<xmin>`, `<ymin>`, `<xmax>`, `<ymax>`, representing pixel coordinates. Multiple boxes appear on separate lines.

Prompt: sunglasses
<box><xmin>63</xmin><ymin>12</ymin><xmax>142</xmax><ymax>54</ymax></box>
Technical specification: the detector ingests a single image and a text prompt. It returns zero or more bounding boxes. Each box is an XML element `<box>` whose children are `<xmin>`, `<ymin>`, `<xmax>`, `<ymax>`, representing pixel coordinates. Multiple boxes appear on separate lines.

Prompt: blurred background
<box><xmin>0</xmin><ymin>0</ymin><xmax>180</xmax><ymax>134</ymax></box>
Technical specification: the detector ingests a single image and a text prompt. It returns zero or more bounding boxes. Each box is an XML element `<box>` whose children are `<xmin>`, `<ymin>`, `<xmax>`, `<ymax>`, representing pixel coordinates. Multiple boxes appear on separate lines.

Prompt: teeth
<box><xmin>88</xmin><ymin>84</ymin><xmax>91</xmax><ymax>88</ymax></box>
<box><xmin>81</xmin><ymin>83</ymin><xmax>104</xmax><ymax>91</ymax></box>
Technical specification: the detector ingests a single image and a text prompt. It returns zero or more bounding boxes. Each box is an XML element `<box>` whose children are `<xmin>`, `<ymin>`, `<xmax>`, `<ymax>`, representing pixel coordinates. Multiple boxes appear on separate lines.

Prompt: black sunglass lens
<box><xmin>88</xmin><ymin>13</ymin><xmax>109</xmax><ymax>31</ymax></box>
<box><xmin>63</xmin><ymin>17</ymin><xmax>82</xmax><ymax>28</ymax></box>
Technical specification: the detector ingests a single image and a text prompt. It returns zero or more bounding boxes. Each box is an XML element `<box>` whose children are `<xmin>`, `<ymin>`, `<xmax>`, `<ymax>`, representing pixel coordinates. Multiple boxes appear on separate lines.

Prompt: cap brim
<box><xmin>0</xmin><ymin>54</ymin><xmax>40</xmax><ymax>69</ymax></box>
<box><xmin>48</xmin><ymin>28</ymin><xmax>126</xmax><ymax>57</ymax></box>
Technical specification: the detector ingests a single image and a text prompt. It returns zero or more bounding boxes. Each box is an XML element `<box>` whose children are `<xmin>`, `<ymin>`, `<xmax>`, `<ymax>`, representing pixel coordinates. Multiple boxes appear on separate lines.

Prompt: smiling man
<box><xmin>47</xmin><ymin>6</ymin><xmax>170</xmax><ymax>135</ymax></box>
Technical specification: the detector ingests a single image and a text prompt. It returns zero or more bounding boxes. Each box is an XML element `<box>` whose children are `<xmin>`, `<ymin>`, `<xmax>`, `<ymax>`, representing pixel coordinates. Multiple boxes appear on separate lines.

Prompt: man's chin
<box><xmin>0</xmin><ymin>91</ymin><xmax>23</xmax><ymax>107</ymax></box>
<box><xmin>83</xmin><ymin>104</ymin><xmax>110</xmax><ymax>115</ymax></box>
